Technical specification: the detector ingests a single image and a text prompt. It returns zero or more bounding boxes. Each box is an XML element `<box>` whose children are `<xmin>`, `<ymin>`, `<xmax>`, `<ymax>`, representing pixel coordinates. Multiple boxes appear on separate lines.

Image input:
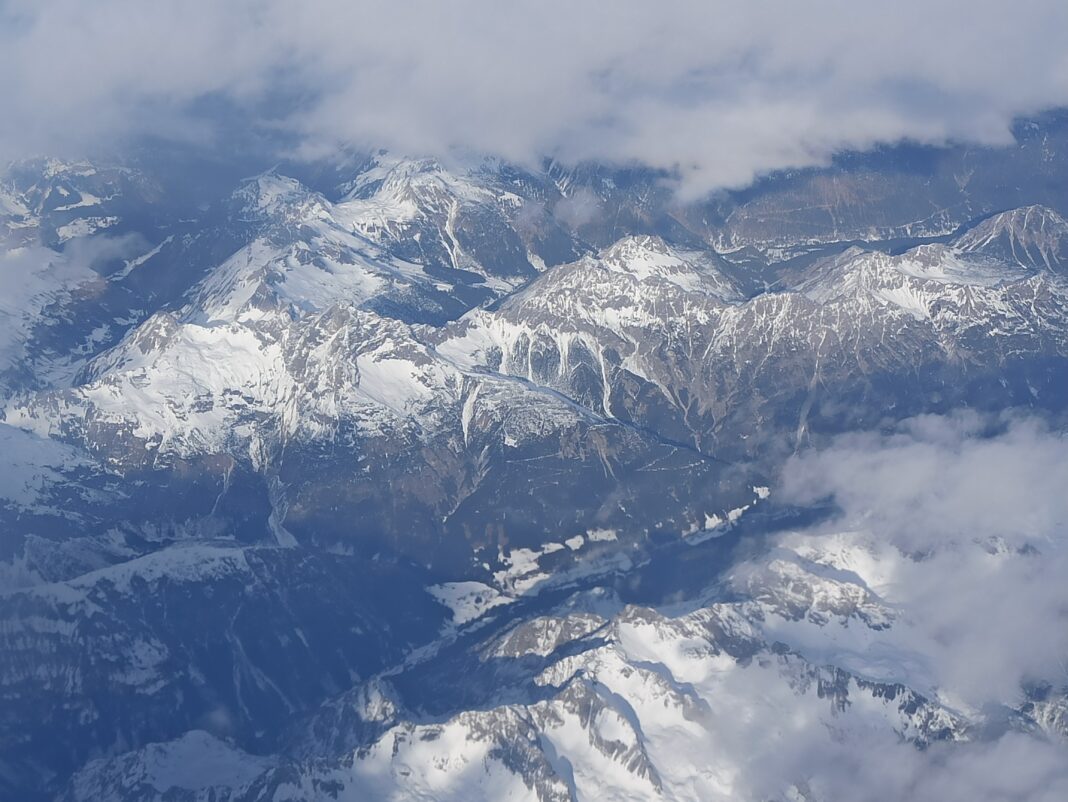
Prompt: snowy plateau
<box><xmin>3</xmin><ymin>119</ymin><xmax>1068</xmax><ymax>801</ymax></box>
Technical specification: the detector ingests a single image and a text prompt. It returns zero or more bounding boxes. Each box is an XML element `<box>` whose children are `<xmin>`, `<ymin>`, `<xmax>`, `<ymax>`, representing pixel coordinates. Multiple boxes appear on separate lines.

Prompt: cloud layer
<box><xmin>2</xmin><ymin>1</ymin><xmax>1068</xmax><ymax>195</ymax></box>
<box><xmin>752</xmin><ymin>412</ymin><xmax>1068</xmax><ymax>800</ymax></box>
<box><xmin>780</xmin><ymin>411</ymin><xmax>1068</xmax><ymax>708</ymax></box>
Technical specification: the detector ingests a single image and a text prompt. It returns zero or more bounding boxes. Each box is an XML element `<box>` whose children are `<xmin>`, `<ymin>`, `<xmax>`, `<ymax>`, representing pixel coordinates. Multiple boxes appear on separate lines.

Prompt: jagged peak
<box><xmin>231</xmin><ymin>171</ymin><xmax>327</xmax><ymax>223</ymax></box>
<box><xmin>793</xmin><ymin>247</ymin><xmax>895</xmax><ymax>302</ymax></box>
<box><xmin>596</xmin><ymin>235</ymin><xmax>742</xmax><ymax>299</ymax></box>
<box><xmin>341</xmin><ymin>154</ymin><xmax>495</xmax><ymax>211</ymax></box>
<box><xmin>953</xmin><ymin>205</ymin><xmax>1068</xmax><ymax>270</ymax></box>
<box><xmin>601</xmin><ymin>234</ymin><xmax>678</xmax><ymax>264</ymax></box>
<box><xmin>795</xmin><ymin>217</ymin><xmax>1068</xmax><ymax>303</ymax></box>
<box><xmin>791</xmin><ymin>208</ymin><xmax>1068</xmax><ymax>305</ymax></box>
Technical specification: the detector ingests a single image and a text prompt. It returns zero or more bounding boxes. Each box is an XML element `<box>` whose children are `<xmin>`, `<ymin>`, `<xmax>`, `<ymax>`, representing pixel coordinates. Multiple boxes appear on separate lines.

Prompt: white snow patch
<box><xmin>137</xmin><ymin>731</ymin><xmax>271</xmax><ymax>793</ymax></box>
<box><xmin>56</xmin><ymin>216</ymin><xmax>119</xmax><ymax>242</ymax></box>
<box><xmin>428</xmin><ymin>581</ymin><xmax>514</xmax><ymax>626</ymax></box>
<box><xmin>586</xmin><ymin>528</ymin><xmax>619</xmax><ymax>542</ymax></box>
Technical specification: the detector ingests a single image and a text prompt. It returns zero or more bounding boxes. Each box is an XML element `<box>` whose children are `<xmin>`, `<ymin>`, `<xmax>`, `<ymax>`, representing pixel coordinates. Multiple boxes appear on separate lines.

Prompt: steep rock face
<box><xmin>433</xmin><ymin>235</ymin><xmax>749</xmax><ymax>449</ymax></box>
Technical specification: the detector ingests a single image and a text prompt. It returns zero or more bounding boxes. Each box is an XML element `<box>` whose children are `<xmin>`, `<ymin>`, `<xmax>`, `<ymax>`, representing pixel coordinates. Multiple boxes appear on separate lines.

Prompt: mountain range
<box><xmin>3</xmin><ymin>114</ymin><xmax>1068</xmax><ymax>801</ymax></box>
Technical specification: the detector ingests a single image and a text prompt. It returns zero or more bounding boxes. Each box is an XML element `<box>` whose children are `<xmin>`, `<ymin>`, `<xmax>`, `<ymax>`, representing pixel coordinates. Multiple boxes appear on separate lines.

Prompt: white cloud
<box><xmin>778</xmin><ymin>729</ymin><xmax>1068</xmax><ymax>802</ymax></box>
<box><xmin>721</xmin><ymin>412</ymin><xmax>1068</xmax><ymax>800</ymax></box>
<box><xmin>781</xmin><ymin>412</ymin><xmax>1068</xmax><ymax>552</ymax></box>
<box><xmin>778</xmin><ymin>411</ymin><xmax>1068</xmax><ymax>705</ymax></box>
<box><xmin>1</xmin><ymin>1</ymin><xmax>1067</xmax><ymax>195</ymax></box>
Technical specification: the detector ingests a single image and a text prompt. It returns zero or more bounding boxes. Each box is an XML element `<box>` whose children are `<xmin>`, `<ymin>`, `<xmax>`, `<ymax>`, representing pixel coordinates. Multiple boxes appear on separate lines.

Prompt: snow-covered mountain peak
<box><xmin>35</xmin><ymin>158</ymin><xmax>100</xmax><ymax>182</ymax></box>
<box><xmin>0</xmin><ymin>183</ymin><xmax>32</xmax><ymax>219</ymax></box>
<box><xmin>795</xmin><ymin>209</ymin><xmax>1068</xmax><ymax>309</ymax></box>
<box><xmin>182</xmin><ymin>171</ymin><xmax>483</xmax><ymax>327</ymax></box>
<box><xmin>598</xmin><ymin>235</ymin><xmax>742</xmax><ymax>300</ymax></box>
<box><xmin>186</xmin><ymin>234</ymin><xmax>400</xmax><ymax>326</ymax></box>
<box><xmin>65</xmin><ymin>729</ymin><xmax>275</xmax><ymax>802</ymax></box>
<box><xmin>477</xmin><ymin>234</ymin><xmax>739</xmax><ymax>330</ymax></box>
<box><xmin>338</xmin><ymin>155</ymin><xmax>507</xmax><ymax>227</ymax></box>
<box><xmin>313</xmin><ymin>156</ymin><xmax>545</xmax><ymax>299</ymax></box>
<box><xmin>600</xmin><ymin>234</ymin><xmax>679</xmax><ymax>265</ymax></box>
<box><xmin>793</xmin><ymin>247</ymin><xmax>901</xmax><ymax>303</ymax></box>
<box><xmin>232</xmin><ymin>172</ymin><xmax>328</xmax><ymax>224</ymax></box>
<box><xmin>954</xmin><ymin>204</ymin><xmax>1068</xmax><ymax>270</ymax></box>
<box><xmin>793</xmin><ymin>244</ymin><xmax>996</xmax><ymax>306</ymax></box>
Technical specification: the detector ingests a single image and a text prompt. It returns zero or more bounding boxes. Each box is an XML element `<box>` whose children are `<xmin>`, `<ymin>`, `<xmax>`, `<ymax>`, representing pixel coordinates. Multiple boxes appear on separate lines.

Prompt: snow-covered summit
<box><xmin>598</xmin><ymin>235</ymin><xmax>743</xmax><ymax>299</ymax></box>
<box><xmin>954</xmin><ymin>205</ymin><xmax>1068</xmax><ymax>270</ymax></box>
